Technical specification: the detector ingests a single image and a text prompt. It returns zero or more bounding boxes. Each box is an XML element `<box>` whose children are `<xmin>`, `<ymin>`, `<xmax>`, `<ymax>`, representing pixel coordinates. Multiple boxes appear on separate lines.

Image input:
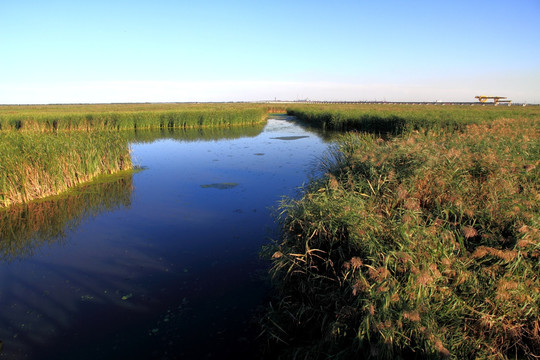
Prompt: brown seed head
<box><xmin>397</xmin><ymin>186</ymin><xmax>408</xmax><ymax>201</ymax></box>
<box><xmin>429</xmin><ymin>263</ymin><xmax>442</xmax><ymax>278</ymax></box>
<box><xmin>472</xmin><ymin>246</ymin><xmax>489</xmax><ymax>259</ymax></box>
<box><xmin>417</xmin><ymin>271</ymin><xmax>433</xmax><ymax>286</ymax></box>
<box><xmin>517</xmin><ymin>239</ymin><xmax>534</xmax><ymax>248</ymax></box>
<box><xmin>462</xmin><ymin>226</ymin><xmax>478</xmax><ymax>239</ymax></box>
<box><xmin>491</xmin><ymin>248</ymin><xmax>518</xmax><ymax>262</ymax></box>
<box><xmin>434</xmin><ymin>339</ymin><xmax>450</xmax><ymax>358</ymax></box>
<box><xmin>352</xmin><ymin>278</ymin><xmax>370</xmax><ymax>295</ymax></box>
<box><xmin>368</xmin><ymin>267</ymin><xmax>390</xmax><ymax>282</ymax></box>
<box><xmin>328</xmin><ymin>175</ymin><xmax>339</xmax><ymax>190</ymax></box>
<box><xmin>404</xmin><ymin>198</ymin><xmax>420</xmax><ymax>211</ymax></box>
<box><xmin>441</xmin><ymin>258</ymin><xmax>452</xmax><ymax>267</ymax></box>
<box><xmin>350</xmin><ymin>257</ymin><xmax>363</xmax><ymax>269</ymax></box>
<box><xmin>403</xmin><ymin>311</ymin><xmax>421</xmax><ymax>322</ymax></box>
<box><xmin>402</xmin><ymin>213</ymin><xmax>413</xmax><ymax>224</ymax></box>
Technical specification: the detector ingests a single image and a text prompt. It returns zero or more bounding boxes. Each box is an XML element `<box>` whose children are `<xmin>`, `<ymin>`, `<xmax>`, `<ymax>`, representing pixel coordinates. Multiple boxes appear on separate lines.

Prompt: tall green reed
<box><xmin>286</xmin><ymin>103</ymin><xmax>540</xmax><ymax>133</ymax></box>
<box><xmin>0</xmin><ymin>104</ymin><xmax>269</xmax><ymax>132</ymax></box>
<box><xmin>0</xmin><ymin>131</ymin><xmax>131</xmax><ymax>207</ymax></box>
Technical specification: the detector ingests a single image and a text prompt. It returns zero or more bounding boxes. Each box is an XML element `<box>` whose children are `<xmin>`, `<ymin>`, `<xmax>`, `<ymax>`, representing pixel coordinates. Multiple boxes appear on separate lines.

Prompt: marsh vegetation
<box><xmin>0</xmin><ymin>103</ymin><xmax>268</xmax><ymax>132</ymax></box>
<box><xmin>1</xmin><ymin>102</ymin><xmax>538</xmax><ymax>358</ymax></box>
<box><xmin>263</xmin><ymin>104</ymin><xmax>540</xmax><ymax>359</ymax></box>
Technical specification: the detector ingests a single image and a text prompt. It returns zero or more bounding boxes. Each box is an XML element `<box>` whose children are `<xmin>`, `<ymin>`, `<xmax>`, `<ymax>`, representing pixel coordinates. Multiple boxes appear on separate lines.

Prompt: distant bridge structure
<box><xmin>475</xmin><ymin>96</ymin><xmax>512</xmax><ymax>105</ymax></box>
<box><xmin>262</xmin><ymin>99</ymin><xmax>531</xmax><ymax>106</ymax></box>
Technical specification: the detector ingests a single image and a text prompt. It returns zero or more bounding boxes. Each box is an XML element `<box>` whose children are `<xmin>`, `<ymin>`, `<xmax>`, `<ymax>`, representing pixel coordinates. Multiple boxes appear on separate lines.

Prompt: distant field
<box><xmin>0</xmin><ymin>102</ymin><xmax>284</xmax><ymax>117</ymax></box>
<box><xmin>286</xmin><ymin>103</ymin><xmax>540</xmax><ymax>133</ymax></box>
<box><xmin>0</xmin><ymin>103</ymin><xmax>270</xmax><ymax>132</ymax></box>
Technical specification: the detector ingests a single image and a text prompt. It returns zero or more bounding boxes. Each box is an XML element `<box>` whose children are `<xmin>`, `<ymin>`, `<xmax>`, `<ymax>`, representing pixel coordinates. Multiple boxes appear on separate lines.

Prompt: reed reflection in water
<box><xmin>0</xmin><ymin>173</ymin><xmax>134</xmax><ymax>262</ymax></box>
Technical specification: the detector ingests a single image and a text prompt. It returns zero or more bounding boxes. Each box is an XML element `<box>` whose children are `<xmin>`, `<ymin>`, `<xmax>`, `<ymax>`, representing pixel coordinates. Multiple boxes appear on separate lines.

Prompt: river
<box><xmin>0</xmin><ymin>117</ymin><xmax>333</xmax><ymax>359</ymax></box>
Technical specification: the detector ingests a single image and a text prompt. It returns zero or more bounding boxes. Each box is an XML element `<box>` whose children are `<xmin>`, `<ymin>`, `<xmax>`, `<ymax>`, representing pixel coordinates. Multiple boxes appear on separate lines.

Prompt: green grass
<box><xmin>262</xmin><ymin>106</ymin><xmax>540</xmax><ymax>359</ymax></box>
<box><xmin>286</xmin><ymin>103</ymin><xmax>540</xmax><ymax>134</ymax></box>
<box><xmin>0</xmin><ymin>131</ymin><xmax>132</xmax><ymax>207</ymax></box>
<box><xmin>0</xmin><ymin>103</ymin><xmax>270</xmax><ymax>132</ymax></box>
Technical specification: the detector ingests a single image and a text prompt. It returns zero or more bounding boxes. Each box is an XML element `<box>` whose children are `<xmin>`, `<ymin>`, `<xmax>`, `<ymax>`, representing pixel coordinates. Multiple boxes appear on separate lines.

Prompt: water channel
<box><xmin>0</xmin><ymin>117</ymin><xmax>334</xmax><ymax>359</ymax></box>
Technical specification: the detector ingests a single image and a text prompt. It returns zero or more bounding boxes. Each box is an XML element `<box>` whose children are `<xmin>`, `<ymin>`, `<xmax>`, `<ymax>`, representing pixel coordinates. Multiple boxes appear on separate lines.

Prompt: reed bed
<box><xmin>0</xmin><ymin>103</ymin><xmax>269</xmax><ymax>132</ymax></box>
<box><xmin>0</xmin><ymin>131</ymin><xmax>131</xmax><ymax>207</ymax></box>
<box><xmin>286</xmin><ymin>103</ymin><xmax>540</xmax><ymax>134</ymax></box>
<box><xmin>263</xmin><ymin>110</ymin><xmax>540</xmax><ymax>359</ymax></box>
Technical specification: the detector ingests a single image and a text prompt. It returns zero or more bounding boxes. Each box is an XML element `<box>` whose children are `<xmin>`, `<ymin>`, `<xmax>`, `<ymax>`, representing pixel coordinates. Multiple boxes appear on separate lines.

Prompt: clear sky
<box><xmin>1</xmin><ymin>0</ymin><xmax>539</xmax><ymax>104</ymax></box>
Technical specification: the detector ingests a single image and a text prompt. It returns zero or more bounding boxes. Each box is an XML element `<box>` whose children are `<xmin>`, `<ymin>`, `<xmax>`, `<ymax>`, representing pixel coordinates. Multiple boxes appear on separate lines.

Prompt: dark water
<box><xmin>0</xmin><ymin>118</ymin><xmax>333</xmax><ymax>359</ymax></box>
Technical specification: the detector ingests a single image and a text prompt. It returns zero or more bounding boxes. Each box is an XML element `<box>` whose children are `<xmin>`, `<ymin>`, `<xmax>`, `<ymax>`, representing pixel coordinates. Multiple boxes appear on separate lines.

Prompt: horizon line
<box><xmin>1</xmin><ymin>100</ymin><xmax>537</xmax><ymax>107</ymax></box>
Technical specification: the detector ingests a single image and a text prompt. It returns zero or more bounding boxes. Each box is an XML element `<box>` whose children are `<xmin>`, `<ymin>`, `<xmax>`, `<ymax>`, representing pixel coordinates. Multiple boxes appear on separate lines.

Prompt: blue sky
<box><xmin>1</xmin><ymin>0</ymin><xmax>539</xmax><ymax>104</ymax></box>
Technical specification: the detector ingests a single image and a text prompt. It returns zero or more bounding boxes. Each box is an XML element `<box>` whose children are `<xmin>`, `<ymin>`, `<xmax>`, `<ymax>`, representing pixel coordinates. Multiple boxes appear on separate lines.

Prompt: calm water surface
<box><xmin>0</xmin><ymin>118</ymin><xmax>333</xmax><ymax>359</ymax></box>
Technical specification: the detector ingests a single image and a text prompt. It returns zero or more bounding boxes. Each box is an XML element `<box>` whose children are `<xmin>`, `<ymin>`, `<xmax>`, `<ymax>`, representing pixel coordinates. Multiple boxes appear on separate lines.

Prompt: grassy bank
<box><xmin>287</xmin><ymin>103</ymin><xmax>540</xmax><ymax>133</ymax></box>
<box><xmin>263</xmin><ymin>106</ymin><xmax>539</xmax><ymax>359</ymax></box>
<box><xmin>0</xmin><ymin>103</ymin><xmax>269</xmax><ymax>132</ymax></box>
<box><xmin>0</xmin><ymin>131</ymin><xmax>131</xmax><ymax>207</ymax></box>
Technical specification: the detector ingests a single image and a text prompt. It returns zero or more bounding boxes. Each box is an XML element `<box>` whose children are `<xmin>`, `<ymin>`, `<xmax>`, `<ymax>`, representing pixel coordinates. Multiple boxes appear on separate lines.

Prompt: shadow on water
<box><xmin>271</xmin><ymin>114</ymin><xmax>341</xmax><ymax>142</ymax></box>
<box><xmin>0</xmin><ymin>119</ymin><xmax>331</xmax><ymax>359</ymax></box>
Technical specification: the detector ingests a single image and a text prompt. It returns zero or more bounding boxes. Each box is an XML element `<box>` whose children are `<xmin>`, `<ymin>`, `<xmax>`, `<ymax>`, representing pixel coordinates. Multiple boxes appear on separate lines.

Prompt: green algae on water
<box><xmin>270</xmin><ymin>136</ymin><xmax>309</xmax><ymax>141</ymax></box>
<box><xmin>200</xmin><ymin>183</ymin><xmax>239</xmax><ymax>190</ymax></box>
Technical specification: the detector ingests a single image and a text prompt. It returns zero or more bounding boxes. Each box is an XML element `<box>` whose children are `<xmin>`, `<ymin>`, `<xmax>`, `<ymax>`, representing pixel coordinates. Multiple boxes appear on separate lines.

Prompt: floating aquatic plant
<box><xmin>200</xmin><ymin>183</ymin><xmax>239</xmax><ymax>190</ymax></box>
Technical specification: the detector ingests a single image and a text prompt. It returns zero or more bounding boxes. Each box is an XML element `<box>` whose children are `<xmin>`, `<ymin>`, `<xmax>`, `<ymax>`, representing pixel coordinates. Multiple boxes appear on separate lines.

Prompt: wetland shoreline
<box><xmin>0</xmin><ymin>117</ymin><xmax>330</xmax><ymax>359</ymax></box>
<box><xmin>1</xmin><ymin>103</ymin><xmax>539</xmax><ymax>358</ymax></box>
<box><xmin>0</xmin><ymin>104</ymin><xmax>270</xmax><ymax>208</ymax></box>
<box><xmin>262</xmin><ymin>104</ymin><xmax>540</xmax><ymax>359</ymax></box>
